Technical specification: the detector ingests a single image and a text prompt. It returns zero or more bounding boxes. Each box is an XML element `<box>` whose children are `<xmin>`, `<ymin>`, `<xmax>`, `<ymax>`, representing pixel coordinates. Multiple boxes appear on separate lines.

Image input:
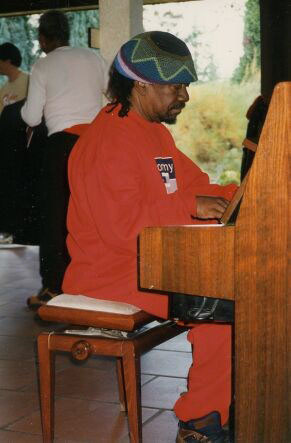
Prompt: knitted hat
<box><xmin>114</xmin><ymin>31</ymin><xmax>197</xmax><ymax>84</ymax></box>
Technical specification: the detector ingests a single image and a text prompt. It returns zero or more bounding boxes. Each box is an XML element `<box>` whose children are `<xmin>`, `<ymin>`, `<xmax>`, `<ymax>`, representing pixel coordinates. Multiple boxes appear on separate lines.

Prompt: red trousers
<box><xmin>95</xmin><ymin>290</ymin><xmax>232</xmax><ymax>426</ymax></box>
<box><xmin>130</xmin><ymin>292</ymin><xmax>232</xmax><ymax>425</ymax></box>
<box><xmin>174</xmin><ymin>323</ymin><xmax>232</xmax><ymax>426</ymax></box>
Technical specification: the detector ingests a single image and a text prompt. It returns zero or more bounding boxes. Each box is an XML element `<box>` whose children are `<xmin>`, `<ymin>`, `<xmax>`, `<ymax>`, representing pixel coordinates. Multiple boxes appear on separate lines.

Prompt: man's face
<box><xmin>141</xmin><ymin>83</ymin><xmax>189</xmax><ymax>124</ymax></box>
<box><xmin>38</xmin><ymin>33</ymin><xmax>56</xmax><ymax>54</ymax></box>
<box><xmin>38</xmin><ymin>33</ymin><xmax>48</xmax><ymax>54</ymax></box>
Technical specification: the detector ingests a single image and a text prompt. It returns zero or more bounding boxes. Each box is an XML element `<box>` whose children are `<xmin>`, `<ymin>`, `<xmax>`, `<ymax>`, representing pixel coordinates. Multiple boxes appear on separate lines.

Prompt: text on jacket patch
<box><xmin>155</xmin><ymin>156</ymin><xmax>178</xmax><ymax>194</ymax></box>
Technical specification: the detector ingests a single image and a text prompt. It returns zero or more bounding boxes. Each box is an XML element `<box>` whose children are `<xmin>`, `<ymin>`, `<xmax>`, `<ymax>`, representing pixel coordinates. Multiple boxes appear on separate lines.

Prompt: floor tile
<box><xmin>141</xmin><ymin>376</ymin><xmax>187</xmax><ymax>409</ymax></box>
<box><xmin>67</xmin><ymin>353</ymin><xmax>117</xmax><ymax>371</ymax></box>
<box><xmin>10</xmin><ymin>397</ymin><xmax>157</xmax><ymax>443</ymax></box>
<box><xmin>0</xmin><ymin>390</ymin><xmax>40</xmax><ymax>428</ymax></box>
<box><xmin>0</xmin><ymin>429</ymin><xmax>42</xmax><ymax>443</ymax></box>
<box><xmin>154</xmin><ymin>330</ymin><xmax>191</xmax><ymax>352</ymax></box>
<box><xmin>0</xmin><ymin>336</ymin><xmax>36</xmax><ymax>361</ymax></box>
<box><xmin>0</xmin><ymin>316</ymin><xmax>55</xmax><ymax>337</ymax></box>
<box><xmin>0</xmin><ymin>359</ymin><xmax>37</xmax><ymax>390</ymax></box>
<box><xmin>54</xmin><ymin>365</ymin><xmax>121</xmax><ymax>402</ymax></box>
<box><xmin>143</xmin><ymin>410</ymin><xmax>179</xmax><ymax>443</ymax></box>
<box><xmin>0</xmin><ymin>302</ymin><xmax>33</xmax><ymax>318</ymax></box>
<box><xmin>141</xmin><ymin>349</ymin><xmax>192</xmax><ymax>377</ymax></box>
<box><xmin>0</xmin><ymin>290</ymin><xmax>36</xmax><ymax>304</ymax></box>
<box><xmin>141</xmin><ymin>374</ymin><xmax>156</xmax><ymax>386</ymax></box>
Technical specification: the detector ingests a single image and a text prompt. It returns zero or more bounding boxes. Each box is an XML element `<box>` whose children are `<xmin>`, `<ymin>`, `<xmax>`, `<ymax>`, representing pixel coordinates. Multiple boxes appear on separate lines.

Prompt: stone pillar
<box><xmin>99</xmin><ymin>0</ymin><xmax>143</xmax><ymax>65</ymax></box>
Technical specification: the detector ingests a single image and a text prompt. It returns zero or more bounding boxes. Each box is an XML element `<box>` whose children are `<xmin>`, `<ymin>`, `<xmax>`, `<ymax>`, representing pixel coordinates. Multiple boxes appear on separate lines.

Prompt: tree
<box><xmin>0</xmin><ymin>9</ymin><xmax>100</xmax><ymax>87</ymax></box>
<box><xmin>232</xmin><ymin>0</ymin><xmax>260</xmax><ymax>83</ymax></box>
<box><xmin>0</xmin><ymin>16</ymin><xmax>38</xmax><ymax>83</ymax></box>
<box><xmin>67</xmin><ymin>9</ymin><xmax>99</xmax><ymax>49</ymax></box>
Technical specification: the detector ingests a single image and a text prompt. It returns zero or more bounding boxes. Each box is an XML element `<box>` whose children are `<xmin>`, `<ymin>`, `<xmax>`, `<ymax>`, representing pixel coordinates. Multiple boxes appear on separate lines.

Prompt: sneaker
<box><xmin>27</xmin><ymin>287</ymin><xmax>60</xmax><ymax>310</ymax></box>
<box><xmin>176</xmin><ymin>411</ymin><xmax>228</xmax><ymax>442</ymax></box>
<box><xmin>0</xmin><ymin>232</ymin><xmax>13</xmax><ymax>244</ymax></box>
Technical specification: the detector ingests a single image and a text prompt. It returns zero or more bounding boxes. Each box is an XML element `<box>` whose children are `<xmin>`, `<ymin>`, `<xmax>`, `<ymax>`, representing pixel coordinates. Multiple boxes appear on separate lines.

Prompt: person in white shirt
<box><xmin>21</xmin><ymin>10</ymin><xmax>109</xmax><ymax>309</ymax></box>
<box><xmin>0</xmin><ymin>43</ymin><xmax>29</xmax><ymax>115</ymax></box>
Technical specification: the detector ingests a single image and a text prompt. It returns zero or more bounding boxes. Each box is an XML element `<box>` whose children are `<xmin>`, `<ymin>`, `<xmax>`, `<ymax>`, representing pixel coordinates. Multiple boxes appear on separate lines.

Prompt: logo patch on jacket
<box><xmin>155</xmin><ymin>157</ymin><xmax>177</xmax><ymax>194</ymax></box>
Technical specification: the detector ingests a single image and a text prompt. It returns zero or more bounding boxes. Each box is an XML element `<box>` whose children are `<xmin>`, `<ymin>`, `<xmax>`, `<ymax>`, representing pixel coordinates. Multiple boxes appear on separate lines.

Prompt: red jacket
<box><xmin>63</xmin><ymin>104</ymin><xmax>237</xmax><ymax>318</ymax></box>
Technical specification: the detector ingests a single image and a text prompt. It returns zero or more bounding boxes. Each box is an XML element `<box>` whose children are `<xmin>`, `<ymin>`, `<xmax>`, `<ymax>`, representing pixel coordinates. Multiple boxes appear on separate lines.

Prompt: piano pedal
<box><xmin>169</xmin><ymin>293</ymin><xmax>234</xmax><ymax>323</ymax></box>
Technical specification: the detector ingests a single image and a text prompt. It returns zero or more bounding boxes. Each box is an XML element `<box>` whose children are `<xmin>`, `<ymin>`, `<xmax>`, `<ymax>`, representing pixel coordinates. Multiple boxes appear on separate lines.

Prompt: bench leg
<box><xmin>116</xmin><ymin>357</ymin><xmax>127</xmax><ymax>412</ymax></box>
<box><xmin>122</xmin><ymin>344</ymin><xmax>142</xmax><ymax>443</ymax></box>
<box><xmin>37</xmin><ymin>333</ymin><xmax>55</xmax><ymax>443</ymax></box>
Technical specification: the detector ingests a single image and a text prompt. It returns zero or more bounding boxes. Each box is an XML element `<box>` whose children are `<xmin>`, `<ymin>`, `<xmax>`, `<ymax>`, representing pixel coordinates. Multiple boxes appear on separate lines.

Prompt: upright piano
<box><xmin>138</xmin><ymin>82</ymin><xmax>290</xmax><ymax>442</ymax></box>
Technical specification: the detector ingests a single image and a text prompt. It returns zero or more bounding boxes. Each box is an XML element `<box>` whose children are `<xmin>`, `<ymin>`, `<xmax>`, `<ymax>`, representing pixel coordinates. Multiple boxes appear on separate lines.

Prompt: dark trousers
<box><xmin>39</xmin><ymin>131</ymin><xmax>79</xmax><ymax>292</ymax></box>
<box><xmin>0</xmin><ymin>100</ymin><xmax>26</xmax><ymax>236</ymax></box>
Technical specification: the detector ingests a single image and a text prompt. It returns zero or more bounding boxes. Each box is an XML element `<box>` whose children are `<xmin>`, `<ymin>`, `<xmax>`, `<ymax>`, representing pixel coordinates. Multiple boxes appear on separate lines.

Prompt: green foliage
<box><xmin>67</xmin><ymin>10</ymin><xmax>99</xmax><ymax>48</ymax></box>
<box><xmin>0</xmin><ymin>16</ymin><xmax>38</xmax><ymax>75</ymax></box>
<box><xmin>167</xmin><ymin>79</ymin><xmax>260</xmax><ymax>185</ymax></box>
<box><xmin>0</xmin><ymin>10</ymin><xmax>99</xmax><ymax>87</ymax></box>
<box><xmin>232</xmin><ymin>0</ymin><xmax>260</xmax><ymax>83</ymax></box>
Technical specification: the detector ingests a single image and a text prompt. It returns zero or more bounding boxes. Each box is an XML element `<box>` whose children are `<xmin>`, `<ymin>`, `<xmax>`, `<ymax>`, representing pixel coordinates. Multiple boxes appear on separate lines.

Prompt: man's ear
<box><xmin>134</xmin><ymin>81</ymin><xmax>148</xmax><ymax>96</ymax></box>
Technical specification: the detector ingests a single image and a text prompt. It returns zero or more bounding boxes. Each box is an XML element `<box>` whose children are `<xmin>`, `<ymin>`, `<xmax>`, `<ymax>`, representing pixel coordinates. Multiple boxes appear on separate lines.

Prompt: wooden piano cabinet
<box><xmin>234</xmin><ymin>81</ymin><xmax>290</xmax><ymax>442</ymax></box>
<box><xmin>138</xmin><ymin>82</ymin><xmax>291</xmax><ymax>442</ymax></box>
<box><xmin>139</xmin><ymin>225</ymin><xmax>235</xmax><ymax>300</ymax></box>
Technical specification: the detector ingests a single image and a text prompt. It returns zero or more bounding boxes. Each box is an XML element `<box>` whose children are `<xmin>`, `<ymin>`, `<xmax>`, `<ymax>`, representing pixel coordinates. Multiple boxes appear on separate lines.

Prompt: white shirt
<box><xmin>21</xmin><ymin>46</ymin><xmax>109</xmax><ymax>136</ymax></box>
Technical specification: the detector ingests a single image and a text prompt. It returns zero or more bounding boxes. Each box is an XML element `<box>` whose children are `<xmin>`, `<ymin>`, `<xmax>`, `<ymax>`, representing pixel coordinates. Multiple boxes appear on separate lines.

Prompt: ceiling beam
<box><xmin>0</xmin><ymin>1</ymin><xmax>98</xmax><ymax>17</ymax></box>
<box><xmin>0</xmin><ymin>0</ymin><xmax>201</xmax><ymax>17</ymax></box>
<box><xmin>144</xmin><ymin>0</ymin><xmax>201</xmax><ymax>3</ymax></box>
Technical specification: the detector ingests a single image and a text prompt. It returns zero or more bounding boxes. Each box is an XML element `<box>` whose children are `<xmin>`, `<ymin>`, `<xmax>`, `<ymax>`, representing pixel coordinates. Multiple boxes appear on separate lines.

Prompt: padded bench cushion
<box><xmin>47</xmin><ymin>294</ymin><xmax>141</xmax><ymax>314</ymax></box>
<box><xmin>38</xmin><ymin>294</ymin><xmax>155</xmax><ymax>331</ymax></box>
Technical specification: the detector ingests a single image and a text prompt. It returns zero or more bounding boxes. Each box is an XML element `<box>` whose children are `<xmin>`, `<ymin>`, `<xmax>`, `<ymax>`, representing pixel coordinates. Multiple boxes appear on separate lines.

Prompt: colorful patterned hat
<box><xmin>114</xmin><ymin>31</ymin><xmax>197</xmax><ymax>84</ymax></box>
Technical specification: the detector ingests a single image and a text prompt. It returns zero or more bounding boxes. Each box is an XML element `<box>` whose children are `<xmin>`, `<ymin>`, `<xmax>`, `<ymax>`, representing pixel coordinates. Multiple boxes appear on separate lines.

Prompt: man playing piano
<box><xmin>62</xmin><ymin>32</ymin><xmax>237</xmax><ymax>442</ymax></box>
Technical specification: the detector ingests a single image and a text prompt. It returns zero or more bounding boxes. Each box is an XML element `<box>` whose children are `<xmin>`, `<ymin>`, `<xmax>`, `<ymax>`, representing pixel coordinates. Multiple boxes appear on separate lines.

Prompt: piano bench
<box><xmin>37</xmin><ymin>294</ymin><xmax>183</xmax><ymax>443</ymax></box>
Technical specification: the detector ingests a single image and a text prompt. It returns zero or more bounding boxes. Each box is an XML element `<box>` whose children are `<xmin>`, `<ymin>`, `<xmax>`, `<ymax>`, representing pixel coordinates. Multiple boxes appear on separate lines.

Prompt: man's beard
<box><xmin>160</xmin><ymin>103</ymin><xmax>185</xmax><ymax>124</ymax></box>
<box><xmin>161</xmin><ymin>117</ymin><xmax>177</xmax><ymax>125</ymax></box>
<box><xmin>162</xmin><ymin>116</ymin><xmax>177</xmax><ymax>124</ymax></box>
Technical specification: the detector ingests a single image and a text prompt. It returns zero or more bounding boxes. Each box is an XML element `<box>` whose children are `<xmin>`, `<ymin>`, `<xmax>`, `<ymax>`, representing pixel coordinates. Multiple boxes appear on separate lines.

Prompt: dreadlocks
<box><xmin>106</xmin><ymin>65</ymin><xmax>134</xmax><ymax>118</ymax></box>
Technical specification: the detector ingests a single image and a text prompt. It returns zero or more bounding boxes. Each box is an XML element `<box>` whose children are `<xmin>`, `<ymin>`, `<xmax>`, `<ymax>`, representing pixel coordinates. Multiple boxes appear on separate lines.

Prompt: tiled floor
<box><xmin>0</xmin><ymin>246</ymin><xmax>192</xmax><ymax>442</ymax></box>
